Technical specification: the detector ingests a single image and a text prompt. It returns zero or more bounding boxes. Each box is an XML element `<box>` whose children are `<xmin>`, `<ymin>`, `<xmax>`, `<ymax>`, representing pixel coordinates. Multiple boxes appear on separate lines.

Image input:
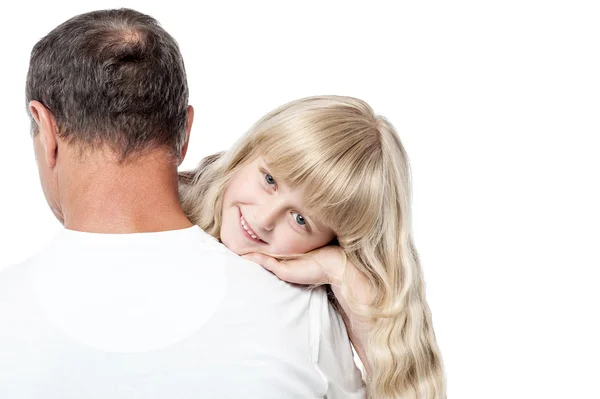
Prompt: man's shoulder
<box><xmin>0</xmin><ymin>259</ymin><xmax>37</xmax><ymax>305</ymax></box>
<box><xmin>0</xmin><ymin>259</ymin><xmax>34</xmax><ymax>279</ymax></box>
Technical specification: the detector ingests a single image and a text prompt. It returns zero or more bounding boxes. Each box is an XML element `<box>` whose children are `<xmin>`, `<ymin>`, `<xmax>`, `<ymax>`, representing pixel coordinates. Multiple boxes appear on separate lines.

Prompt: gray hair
<box><xmin>25</xmin><ymin>8</ymin><xmax>189</xmax><ymax>161</ymax></box>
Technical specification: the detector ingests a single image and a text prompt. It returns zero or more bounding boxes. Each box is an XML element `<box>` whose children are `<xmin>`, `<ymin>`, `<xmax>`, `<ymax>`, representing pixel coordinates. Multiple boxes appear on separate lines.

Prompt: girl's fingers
<box><xmin>242</xmin><ymin>253</ymin><xmax>325</xmax><ymax>285</ymax></box>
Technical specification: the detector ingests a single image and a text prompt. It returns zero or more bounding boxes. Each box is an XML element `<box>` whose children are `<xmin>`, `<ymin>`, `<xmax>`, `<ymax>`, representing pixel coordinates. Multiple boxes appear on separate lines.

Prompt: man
<box><xmin>0</xmin><ymin>8</ymin><xmax>365</xmax><ymax>398</ymax></box>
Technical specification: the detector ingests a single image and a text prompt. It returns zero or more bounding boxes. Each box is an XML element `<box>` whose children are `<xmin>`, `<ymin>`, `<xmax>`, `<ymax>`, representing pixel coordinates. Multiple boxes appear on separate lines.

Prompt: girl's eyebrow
<box><xmin>260</xmin><ymin>160</ymin><xmax>274</xmax><ymax>174</ymax></box>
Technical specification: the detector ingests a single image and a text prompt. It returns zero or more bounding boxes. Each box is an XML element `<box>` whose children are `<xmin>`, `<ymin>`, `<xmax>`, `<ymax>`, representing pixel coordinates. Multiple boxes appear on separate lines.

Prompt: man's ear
<box><xmin>29</xmin><ymin>100</ymin><xmax>58</xmax><ymax>168</ymax></box>
<box><xmin>179</xmin><ymin>105</ymin><xmax>194</xmax><ymax>164</ymax></box>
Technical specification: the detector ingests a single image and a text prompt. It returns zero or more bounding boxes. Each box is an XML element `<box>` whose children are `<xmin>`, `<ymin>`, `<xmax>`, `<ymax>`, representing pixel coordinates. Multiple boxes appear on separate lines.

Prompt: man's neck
<box><xmin>58</xmin><ymin>151</ymin><xmax>193</xmax><ymax>234</ymax></box>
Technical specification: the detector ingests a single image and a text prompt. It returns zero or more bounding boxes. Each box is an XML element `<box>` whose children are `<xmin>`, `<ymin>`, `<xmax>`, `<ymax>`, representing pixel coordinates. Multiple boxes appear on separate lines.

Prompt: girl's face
<box><xmin>220</xmin><ymin>157</ymin><xmax>336</xmax><ymax>256</ymax></box>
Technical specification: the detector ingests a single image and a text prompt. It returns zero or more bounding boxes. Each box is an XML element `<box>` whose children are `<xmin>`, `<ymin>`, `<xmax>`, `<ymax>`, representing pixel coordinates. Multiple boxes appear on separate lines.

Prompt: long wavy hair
<box><xmin>179</xmin><ymin>95</ymin><xmax>446</xmax><ymax>398</ymax></box>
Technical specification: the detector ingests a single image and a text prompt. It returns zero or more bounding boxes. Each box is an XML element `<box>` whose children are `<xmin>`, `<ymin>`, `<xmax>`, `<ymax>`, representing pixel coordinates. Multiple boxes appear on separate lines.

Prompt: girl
<box><xmin>179</xmin><ymin>95</ymin><xmax>446</xmax><ymax>399</ymax></box>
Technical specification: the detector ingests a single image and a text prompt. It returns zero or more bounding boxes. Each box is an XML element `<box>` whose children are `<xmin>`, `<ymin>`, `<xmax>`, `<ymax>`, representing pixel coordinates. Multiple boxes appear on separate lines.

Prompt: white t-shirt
<box><xmin>0</xmin><ymin>226</ymin><xmax>365</xmax><ymax>398</ymax></box>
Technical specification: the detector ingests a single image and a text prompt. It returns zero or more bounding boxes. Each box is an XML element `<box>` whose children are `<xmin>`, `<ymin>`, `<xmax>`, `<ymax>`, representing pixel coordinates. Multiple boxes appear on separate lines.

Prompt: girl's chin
<box><xmin>225</xmin><ymin>240</ymin><xmax>250</xmax><ymax>256</ymax></box>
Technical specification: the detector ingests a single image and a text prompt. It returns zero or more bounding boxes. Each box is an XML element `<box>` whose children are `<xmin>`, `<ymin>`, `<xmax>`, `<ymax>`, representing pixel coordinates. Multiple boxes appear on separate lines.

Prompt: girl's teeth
<box><xmin>240</xmin><ymin>215</ymin><xmax>259</xmax><ymax>240</ymax></box>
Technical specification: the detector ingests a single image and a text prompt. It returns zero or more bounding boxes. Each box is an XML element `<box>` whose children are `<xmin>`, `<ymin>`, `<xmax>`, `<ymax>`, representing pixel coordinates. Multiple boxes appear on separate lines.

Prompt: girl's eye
<box><xmin>292</xmin><ymin>212</ymin><xmax>306</xmax><ymax>226</ymax></box>
<box><xmin>264</xmin><ymin>173</ymin><xmax>276</xmax><ymax>186</ymax></box>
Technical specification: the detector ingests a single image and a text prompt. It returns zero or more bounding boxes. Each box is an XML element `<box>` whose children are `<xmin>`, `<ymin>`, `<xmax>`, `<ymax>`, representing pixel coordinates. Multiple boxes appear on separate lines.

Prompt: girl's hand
<box><xmin>242</xmin><ymin>246</ymin><xmax>373</xmax><ymax>311</ymax></box>
<box><xmin>241</xmin><ymin>245</ymin><xmax>345</xmax><ymax>287</ymax></box>
<box><xmin>243</xmin><ymin>246</ymin><xmax>374</xmax><ymax>376</ymax></box>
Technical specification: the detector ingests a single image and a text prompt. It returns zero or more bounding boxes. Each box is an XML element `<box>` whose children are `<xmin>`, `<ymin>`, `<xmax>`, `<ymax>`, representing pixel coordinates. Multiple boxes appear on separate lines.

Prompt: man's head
<box><xmin>26</xmin><ymin>8</ymin><xmax>193</xmax><ymax>224</ymax></box>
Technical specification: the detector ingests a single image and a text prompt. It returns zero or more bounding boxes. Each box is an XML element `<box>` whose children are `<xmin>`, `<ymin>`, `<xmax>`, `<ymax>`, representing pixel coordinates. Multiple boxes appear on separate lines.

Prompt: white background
<box><xmin>1</xmin><ymin>1</ymin><xmax>599</xmax><ymax>398</ymax></box>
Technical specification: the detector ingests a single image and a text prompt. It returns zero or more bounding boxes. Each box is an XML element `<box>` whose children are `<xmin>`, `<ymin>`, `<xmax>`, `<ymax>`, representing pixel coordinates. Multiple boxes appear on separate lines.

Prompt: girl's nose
<box><xmin>254</xmin><ymin>201</ymin><xmax>279</xmax><ymax>232</ymax></box>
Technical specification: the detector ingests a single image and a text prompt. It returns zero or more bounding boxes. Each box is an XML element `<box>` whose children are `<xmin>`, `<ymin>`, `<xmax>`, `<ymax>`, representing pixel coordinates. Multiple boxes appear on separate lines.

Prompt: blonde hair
<box><xmin>179</xmin><ymin>95</ymin><xmax>446</xmax><ymax>398</ymax></box>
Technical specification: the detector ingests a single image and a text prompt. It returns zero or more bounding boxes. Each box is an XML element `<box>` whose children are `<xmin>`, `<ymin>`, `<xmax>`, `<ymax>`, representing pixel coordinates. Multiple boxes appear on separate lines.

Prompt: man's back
<box><xmin>12</xmin><ymin>8</ymin><xmax>365</xmax><ymax>398</ymax></box>
<box><xmin>0</xmin><ymin>226</ymin><xmax>365</xmax><ymax>398</ymax></box>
